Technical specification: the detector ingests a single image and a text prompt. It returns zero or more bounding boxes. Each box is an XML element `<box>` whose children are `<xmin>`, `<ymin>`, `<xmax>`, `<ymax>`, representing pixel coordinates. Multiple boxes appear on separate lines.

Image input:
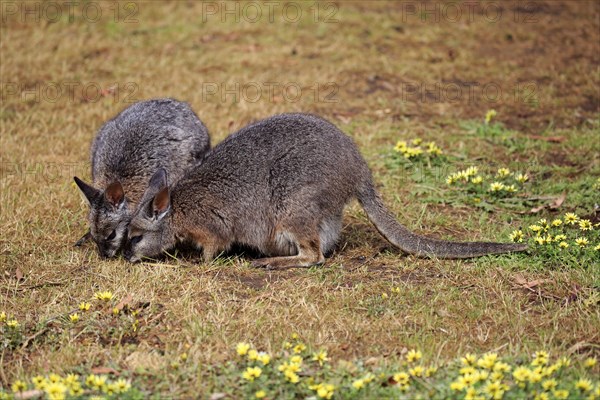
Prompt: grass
<box><xmin>1</xmin><ymin>1</ymin><xmax>599</xmax><ymax>398</ymax></box>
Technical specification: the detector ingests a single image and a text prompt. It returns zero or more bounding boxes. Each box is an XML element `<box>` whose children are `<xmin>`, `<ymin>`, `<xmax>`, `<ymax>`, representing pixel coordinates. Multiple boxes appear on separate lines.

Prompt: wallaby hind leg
<box><xmin>320</xmin><ymin>215</ymin><xmax>342</xmax><ymax>256</ymax></box>
<box><xmin>251</xmin><ymin>234</ymin><xmax>325</xmax><ymax>269</ymax></box>
<box><xmin>74</xmin><ymin>230</ymin><xmax>91</xmax><ymax>247</ymax></box>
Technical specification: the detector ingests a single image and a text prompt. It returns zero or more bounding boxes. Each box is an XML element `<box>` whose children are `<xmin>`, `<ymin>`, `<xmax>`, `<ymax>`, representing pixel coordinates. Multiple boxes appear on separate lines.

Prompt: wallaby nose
<box><xmin>123</xmin><ymin>249</ymin><xmax>138</xmax><ymax>263</ymax></box>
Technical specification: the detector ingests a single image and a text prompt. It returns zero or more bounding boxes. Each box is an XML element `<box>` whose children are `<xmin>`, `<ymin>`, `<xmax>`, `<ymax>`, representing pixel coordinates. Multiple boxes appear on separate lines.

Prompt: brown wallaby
<box><xmin>124</xmin><ymin>113</ymin><xmax>527</xmax><ymax>267</ymax></box>
<box><xmin>74</xmin><ymin>98</ymin><xmax>210</xmax><ymax>258</ymax></box>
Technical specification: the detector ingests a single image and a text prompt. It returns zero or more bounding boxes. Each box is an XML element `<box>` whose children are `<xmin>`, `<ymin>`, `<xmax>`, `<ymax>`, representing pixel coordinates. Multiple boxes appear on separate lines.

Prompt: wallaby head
<box><xmin>123</xmin><ymin>169</ymin><xmax>176</xmax><ymax>263</ymax></box>
<box><xmin>74</xmin><ymin>176</ymin><xmax>130</xmax><ymax>258</ymax></box>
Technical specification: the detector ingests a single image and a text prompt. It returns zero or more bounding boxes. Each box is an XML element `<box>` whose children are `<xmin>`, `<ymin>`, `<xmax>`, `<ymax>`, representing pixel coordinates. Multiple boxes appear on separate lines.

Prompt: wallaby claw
<box><xmin>74</xmin><ymin>231</ymin><xmax>92</xmax><ymax>247</ymax></box>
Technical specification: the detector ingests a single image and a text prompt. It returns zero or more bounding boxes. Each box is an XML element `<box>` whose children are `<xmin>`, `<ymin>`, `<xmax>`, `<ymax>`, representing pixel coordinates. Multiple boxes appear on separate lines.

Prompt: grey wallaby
<box><xmin>74</xmin><ymin>98</ymin><xmax>210</xmax><ymax>258</ymax></box>
<box><xmin>124</xmin><ymin>113</ymin><xmax>527</xmax><ymax>267</ymax></box>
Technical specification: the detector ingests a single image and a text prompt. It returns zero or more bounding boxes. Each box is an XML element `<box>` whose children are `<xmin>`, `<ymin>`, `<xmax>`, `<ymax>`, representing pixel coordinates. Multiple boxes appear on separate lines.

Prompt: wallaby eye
<box><xmin>130</xmin><ymin>235</ymin><xmax>142</xmax><ymax>246</ymax></box>
<box><xmin>106</xmin><ymin>230</ymin><xmax>117</xmax><ymax>241</ymax></box>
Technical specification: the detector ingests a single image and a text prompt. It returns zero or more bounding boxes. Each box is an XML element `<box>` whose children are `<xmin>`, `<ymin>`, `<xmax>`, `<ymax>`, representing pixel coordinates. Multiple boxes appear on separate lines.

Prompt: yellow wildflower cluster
<box><xmin>447</xmin><ymin>167</ymin><xmax>527</xmax><ymax>198</ymax></box>
<box><xmin>511</xmin><ymin>213</ymin><xmax>599</xmax><ymax>254</ymax></box>
<box><xmin>394</xmin><ymin>138</ymin><xmax>443</xmax><ymax>160</ymax></box>
<box><xmin>1</xmin><ymin>312</ymin><xmax>19</xmax><ymax>329</ymax></box>
<box><xmin>309</xmin><ymin>382</ymin><xmax>335</xmax><ymax>399</ymax></box>
<box><xmin>8</xmin><ymin>373</ymin><xmax>131</xmax><ymax>399</ymax></box>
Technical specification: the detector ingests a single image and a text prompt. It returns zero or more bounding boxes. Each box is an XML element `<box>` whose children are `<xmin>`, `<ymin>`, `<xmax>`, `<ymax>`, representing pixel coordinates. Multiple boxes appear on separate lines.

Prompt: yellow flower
<box><xmin>464</xmin><ymin>387</ymin><xmax>478</xmax><ymax>400</ymax></box>
<box><xmin>528</xmin><ymin>369</ymin><xmax>542</xmax><ymax>383</ymax></box>
<box><xmin>595</xmin><ymin>244</ymin><xmax>600</xmax><ymax>251</ymax></box>
<box><xmin>484</xmin><ymin>381</ymin><xmax>505</xmax><ymax>399</ymax></box>
<box><xmin>564</xmin><ymin>213</ymin><xmax>579</xmax><ymax>225</ymax></box>
<box><xmin>471</xmin><ymin>176</ymin><xmax>484</xmax><ymax>184</ymax></box>
<box><xmin>496</xmin><ymin>168</ymin><xmax>511</xmax><ymax>178</ymax></box>
<box><xmin>534</xmin><ymin>393</ymin><xmax>549</xmax><ymax>400</ymax></box>
<box><xmin>236</xmin><ymin>342</ymin><xmax>251</xmax><ymax>356</ymax></box>
<box><xmin>284</xmin><ymin>369</ymin><xmax>299</xmax><ymax>383</ymax></box>
<box><xmin>493</xmin><ymin>362</ymin><xmax>511</xmax><ymax>373</ymax></box>
<box><xmin>91</xmin><ymin>375</ymin><xmax>107</xmax><ymax>390</ymax></box>
<box><xmin>576</xmin><ymin>379</ymin><xmax>593</xmax><ymax>392</ymax></box>
<box><xmin>293</xmin><ymin>343</ymin><xmax>306</xmax><ymax>354</ymax></box>
<box><xmin>554</xmin><ymin>234</ymin><xmax>567</xmax><ymax>241</ymax></box>
<box><xmin>459</xmin><ymin>373</ymin><xmax>477</xmax><ymax>387</ymax></box>
<box><xmin>505</xmin><ymin>184</ymin><xmax>517</xmax><ymax>193</ymax></box>
<box><xmin>247</xmin><ymin>349</ymin><xmax>259</xmax><ymax>361</ymax></box>
<box><xmin>579</xmin><ymin>219</ymin><xmax>593</xmax><ymax>231</ymax></box>
<box><xmin>575</xmin><ymin>237</ymin><xmax>589</xmax><ymax>247</ymax></box>
<box><xmin>44</xmin><ymin>382</ymin><xmax>68</xmax><ymax>400</ymax></box>
<box><xmin>553</xmin><ymin>390</ymin><xmax>569</xmax><ymax>399</ymax></box>
<box><xmin>426</xmin><ymin>141</ymin><xmax>443</xmax><ymax>155</ymax></box>
<box><xmin>485</xmin><ymin>109</ymin><xmax>497</xmax><ymax>124</ymax></box>
<box><xmin>257</xmin><ymin>352</ymin><xmax>271</xmax><ymax>366</ymax></box>
<box><xmin>425</xmin><ymin>366</ymin><xmax>438</xmax><ymax>377</ymax></box>
<box><xmin>460</xmin><ymin>366</ymin><xmax>476</xmax><ymax>375</ymax></box>
<box><xmin>513</xmin><ymin>366</ymin><xmax>530</xmax><ymax>382</ymax></box>
<box><xmin>477</xmin><ymin>353</ymin><xmax>498</xmax><ymax>369</ymax></box>
<box><xmin>255</xmin><ymin>390</ymin><xmax>267</xmax><ymax>399</ymax></box>
<box><xmin>409</xmin><ymin>366</ymin><xmax>424</xmax><ymax>377</ymax></box>
<box><xmin>6</xmin><ymin>319</ymin><xmax>19</xmax><ymax>328</ymax></box>
<box><xmin>0</xmin><ymin>312</ymin><xmax>5</xmax><ymax>323</ymax></box>
<box><xmin>32</xmin><ymin>376</ymin><xmax>47</xmax><ymax>390</ymax></box>
<box><xmin>551</xmin><ymin>219</ymin><xmax>563</xmax><ymax>227</ymax></box>
<box><xmin>584</xmin><ymin>357</ymin><xmax>597</xmax><ymax>368</ymax></box>
<box><xmin>393</xmin><ymin>372</ymin><xmax>410</xmax><ymax>385</ymax></box>
<box><xmin>312</xmin><ymin>350</ymin><xmax>329</xmax><ymax>366</ymax></box>
<box><xmin>516</xmin><ymin>173</ymin><xmax>529</xmax><ymax>183</ymax></box>
<box><xmin>69</xmin><ymin>313</ymin><xmax>80</xmax><ymax>323</ymax></box>
<box><xmin>79</xmin><ymin>302</ymin><xmax>91</xmax><ymax>311</ymax></box>
<box><xmin>558</xmin><ymin>241</ymin><xmax>569</xmax><ymax>249</ymax></box>
<box><xmin>69</xmin><ymin>384</ymin><xmax>84</xmax><ymax>396</ymax></box>
<box><xmin>11</xmin><ymin>380</ymin><xmax>27</xmax><ymax>392</ymax></box>
<box><xmin>406</xmin><ymin>349</ymin><xmax>422</xmax><ymax>363</ymax></box>
<box><xmin>532</xmin><ymin>351</ymin><xmax>549</xmax><ymax>366</ymax></box>
<box><xmin>542</xmin><ymin>379</ymin><xmax>558</xmax><ymax>391</ymax></box>
<box><xmin>242</xmin><ymin>366</ymin><xmax>262</xmax><ymax>382</ymax></box>
<box><xmin>412</xmin><ymin>138</ymin><xmax>423</xmax><ymax>146</ymax></box>
<box><xmin>114</xmin><ymin>378</ymin><xmax>131</xmax><ymax>393</ymax></box>
<box><xmin>450</xmin><ymin>380</ymin><xmax>466</xmax><ymax>391</ymax></box>
<box><xmin>461</xmin><ymin>354</ymin><xmax>477</xmax><ymax>366</ymax></box>
<box><xmin>94</xmin><ymin>291</ymin><xmax>114</xmax><ymax>301</ymax></box>
<box><xmin>394</xmin><ymin>140</ymin><xmax>408</xmax><ymax>152</ymax></box>
<box><xmin>290</xmin><ymin>355</ymin><xmax>303</xmax><ymax>366</ymax></box>
<box><xmin>352</xmin><ymin>379</ymin><xmax>365</xmax><ymax>389</ymax></box>
<box><xmin>510</xmin><ymin>230</ymin><xmax>524</xmax><ymax>243</ymax></box>
<box><xmin>381</xmin><ymin>292</ymin><xmax>388</xmax><ymax>299</ymax></box>
<box><xmin>529</xmin><ymin>225</ymin><xmax>543</xmax><ymax>233</ymax></box>
<box><xmin>315</xmin><ymin>383</ymin><xmax>335</xmax><ymax>399</ymax></box>
<box><xmin>489</xmin><ymin>182</ymin><xmax>505</xmax><ymax>192</ymax></box>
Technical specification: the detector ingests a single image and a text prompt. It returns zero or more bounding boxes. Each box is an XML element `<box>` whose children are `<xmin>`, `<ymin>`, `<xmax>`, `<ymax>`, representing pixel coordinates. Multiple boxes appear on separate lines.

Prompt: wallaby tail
<box><xmin>357</xmin><ymin>181</ymin><xmax>528</xmax><ymax>259</ymax></box>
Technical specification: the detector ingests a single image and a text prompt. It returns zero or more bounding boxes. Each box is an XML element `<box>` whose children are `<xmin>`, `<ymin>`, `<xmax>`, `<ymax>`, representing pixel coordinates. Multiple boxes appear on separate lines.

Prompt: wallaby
<box><xmin>124</xmin><ymin>113</ymin><xmax>527</xmax><ymax>267</ymax></box>
<box><xmin>74</xmin><ymin>98</ymin><xmax>210</xmax><ymax>258</ymax></box>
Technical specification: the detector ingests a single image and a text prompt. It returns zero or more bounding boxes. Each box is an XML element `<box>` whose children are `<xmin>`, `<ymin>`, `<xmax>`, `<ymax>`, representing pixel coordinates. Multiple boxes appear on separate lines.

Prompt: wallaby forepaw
<box><xmin>74</xmin><ymin>231</ymin><xmax>91</xmax><ymax>247</ymax></box>
<box><xmin>249</xmin><ymin>259</ymin><xmax>272</xmax><ymax>269</ymax></box>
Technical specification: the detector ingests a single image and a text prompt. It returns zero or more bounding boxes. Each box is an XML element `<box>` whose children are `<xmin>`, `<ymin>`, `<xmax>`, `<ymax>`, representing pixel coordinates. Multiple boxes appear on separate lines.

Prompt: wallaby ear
<box><xmin>74</xmin><ymin>176</ymin><xmax>101</xmax><ymax>204</ymax></box>
<box><xmin>104</xmin><ymin>181</ymin><xmax>125</xmax><ymax>208</ymax></box>
<box><xmin>148</xmin><ymin>168</ymin><xmax>168</xmax><ymax>192</ymax></box>
<box><xmin>152</xmin><ymin>186</ymin><xmax>170</xmax><ymax>219</ymax></box>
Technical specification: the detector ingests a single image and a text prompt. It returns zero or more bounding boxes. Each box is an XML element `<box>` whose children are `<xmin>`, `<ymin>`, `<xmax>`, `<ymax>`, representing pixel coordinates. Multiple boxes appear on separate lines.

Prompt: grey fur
<box><xmin>74</xmin><ymin>98</ymin><xmax>210</xmax><ymax>258</ymax></box>
<box><xmin>124</xmin><ymin>113</ymin><xmax>527</xmax><ymax>266</ymax></box>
